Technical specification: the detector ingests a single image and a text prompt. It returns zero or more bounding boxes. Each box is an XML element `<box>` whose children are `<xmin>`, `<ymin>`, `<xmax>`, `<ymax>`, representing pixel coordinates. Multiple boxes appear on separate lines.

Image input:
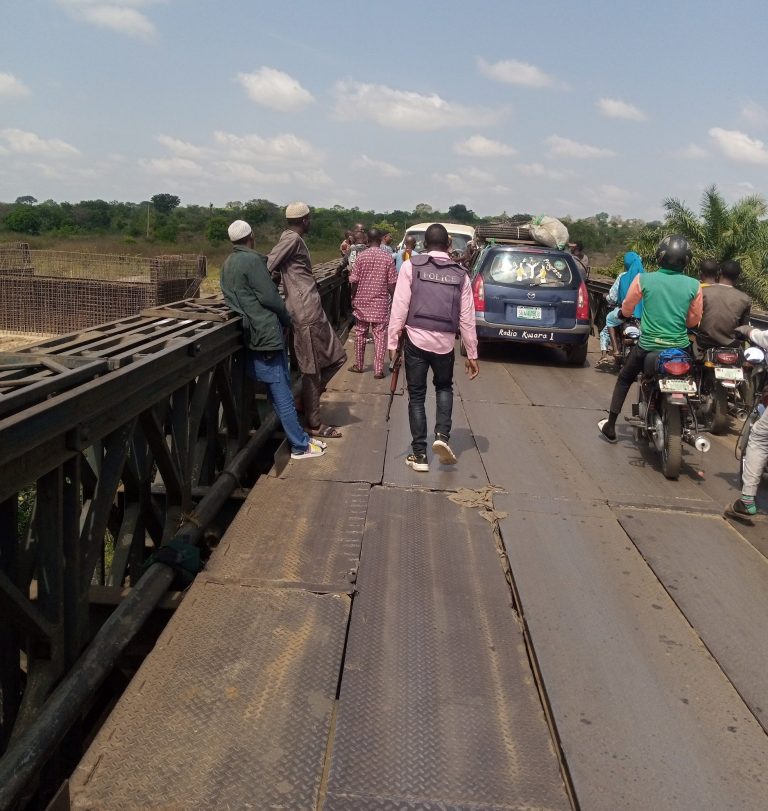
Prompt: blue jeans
<box><xmin>404</xmin><ymin>335</ymin><xmax>454</xmax><ymax>455</ymax></box>
<box><xmin>599</xmin><ymin>307</ymin><xmax>623</xmax><ymax>351</ymax></box>
<box><xmin>247</xmin><ymin>349</ymin><xmax>310</xmax><ymax>454</ymax></box>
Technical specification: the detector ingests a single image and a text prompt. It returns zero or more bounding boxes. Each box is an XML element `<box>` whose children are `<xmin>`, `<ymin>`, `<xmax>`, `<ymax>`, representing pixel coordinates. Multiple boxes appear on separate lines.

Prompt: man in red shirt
<box><xmin>349</xmin><ymin>228</ymin><xmax>397</xmax><ymax>378</ymax></box>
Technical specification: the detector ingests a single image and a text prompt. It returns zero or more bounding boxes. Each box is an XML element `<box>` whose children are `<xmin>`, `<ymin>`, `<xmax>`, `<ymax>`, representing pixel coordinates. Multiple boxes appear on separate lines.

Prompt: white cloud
<box><xmin>213</xmin><ymin>131</ymin><xmax>322</xmax><ymax>164</ymax></box>
<box><xmin>514</xmin><ymin>162</ymin><xmax>573</xmax><ymax>181</ymax></box>
<box><xmin>56</xmin><ymin>1</ymin><xmax>157</xmax><ymax>39</ymax></box>
<box><xmin>155</xmin><ymin>134</ymin><xmax>203</xmax><ymax>158</ymax></box>
<box><xmin>477</xmin><ymin>57</ymin><xmax>554</xmax><ymax>88</ymax></box>
<box><xmin>741</xmin><ymin>100</ymin><xmax>768</xmax><ymax>128</ymax></box>
<box><xmin>236</xmin><ymin>67</ymin><xmax>314</xmax><ymax>112</ymax></box>
<box><xmin>295</xmin><ymin>168</ymin><xmax>332</xmax><ymax>188</ymax></box>
<box><xmin>139</xmin><ymin>156</ymin><xmax>205</xmax><ymax>177</ymax></box>
<box><xmin>709</xmin><ymin>127</ymin><xmax>768</xmax><ymax>166</ymax></box>
<box><xmin>454</xmin><ymin>135</ymin><xmax>516</xmax><ymax>157</ymax></box>
<box><xmin>433</xmin><ymin>167</ymin><xmax>498</xmax><ymax>193</ymax></box>
<box><xmin>546</xmin><ymin>135</ymin><xmax>616</xmax><ymax>158</ymax></box>
<box><xmin>333</xmin><ymin>81</ymin><xmax>497</xmax><ymax>132</ymax></box>
<box><xmin>679</xmin><ymin>143</ymin><xmax>708</xmax><ymax>159</ymax></box>
<box><xmin>214</xmin><ymin>161</ymin><xmax>292</xmax><ymax>184</ymax></box>
<box><xmin>0</xmin><ymin>72</ymin><xmax>30</xmax><ymax>98</ymax></box>
<box><xmin>597</xmin><ymin>97</ymin><xmax>646</xmax><ymax>121</ymax></box>
<box><xmin>0</xmin><ymin>128</ymin><xmax>79</xmax><ymax>157</ymax></box>
<box><xmin>352</xmin><ymin>154</ymin><xmax>405</xmax><ymax>178</ymax></box>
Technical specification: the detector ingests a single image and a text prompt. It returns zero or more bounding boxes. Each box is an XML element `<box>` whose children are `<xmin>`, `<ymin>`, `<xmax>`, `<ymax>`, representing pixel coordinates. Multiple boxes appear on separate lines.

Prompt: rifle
<box><xmin>386</xmin><ymin>333</ymin><xmax>405</xmax><ymax>422</ymax></box>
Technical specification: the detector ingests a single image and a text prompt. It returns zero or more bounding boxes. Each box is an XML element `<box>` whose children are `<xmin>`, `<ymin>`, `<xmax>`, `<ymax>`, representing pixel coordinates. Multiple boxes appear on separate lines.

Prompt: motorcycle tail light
<box><xmin>472</xmin><ymin>273</ymin><xmax>485</xmax><ymax>312</ymax></box>
<box><xmin>714</xmin><ymin>350</ymin><xmax>739</xmax><ymax>365</ymax></box>
<box><xmin>575</xmin><ymin>280</ymin><xmax>590</xmax><ymax>320</ymax></box>
<box><xmin>663</xmin><ymin>360</ymin><xmax>691</xmax><ymax>376</ymax></box>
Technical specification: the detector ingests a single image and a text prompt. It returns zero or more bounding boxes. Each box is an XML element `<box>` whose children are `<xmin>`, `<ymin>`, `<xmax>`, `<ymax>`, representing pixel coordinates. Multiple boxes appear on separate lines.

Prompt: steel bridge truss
<box><xmin>0</xmin><ymin>263</ymin><xmax>350</xmax><ymax>788</ymax></box>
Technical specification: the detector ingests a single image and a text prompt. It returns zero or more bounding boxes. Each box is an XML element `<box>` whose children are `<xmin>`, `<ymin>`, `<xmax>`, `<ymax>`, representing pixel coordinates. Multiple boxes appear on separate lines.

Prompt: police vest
<box><xmin>405</xmin><ymin>254</ymin><xmax>466</xmax><ymax>334</ymax></box>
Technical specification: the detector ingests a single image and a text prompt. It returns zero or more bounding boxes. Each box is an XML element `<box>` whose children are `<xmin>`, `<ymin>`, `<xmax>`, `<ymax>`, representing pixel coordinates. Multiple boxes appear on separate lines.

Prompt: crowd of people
<box><xmin>219</xmin><ymin>208</ymin><xmax>765</xmax><ymax>511</ymax></box>
<box><xmin>220</xmin><ymin>208</ymin><xmax>479</xmax><ymax>471</ymax></box>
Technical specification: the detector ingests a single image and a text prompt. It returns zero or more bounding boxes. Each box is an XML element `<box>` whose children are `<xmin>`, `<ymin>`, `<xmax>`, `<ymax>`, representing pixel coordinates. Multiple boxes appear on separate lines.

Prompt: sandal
<box><xmin>308</xmin><ymin>424</ymin><xmax>343</xmax><ymax>439</ymax></box>
<box><xmin>348</xmin><ymin>365</ymin><xmax>364</xmax><ymax>373</ymax></box>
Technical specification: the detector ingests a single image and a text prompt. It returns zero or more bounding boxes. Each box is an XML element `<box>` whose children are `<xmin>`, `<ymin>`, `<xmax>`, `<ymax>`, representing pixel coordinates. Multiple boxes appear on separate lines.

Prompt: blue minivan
<box><xmin>466</xmin><ymin>243</ymin><xmax>591</xmax><ymax>365</ymax></box>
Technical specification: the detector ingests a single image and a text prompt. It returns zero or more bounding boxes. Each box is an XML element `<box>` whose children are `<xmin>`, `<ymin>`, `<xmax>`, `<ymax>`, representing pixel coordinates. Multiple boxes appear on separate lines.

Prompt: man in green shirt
<box><xmin>220</xmin><ymin>220</ymin><xmax>325</xmax><ymax>460</ymax></box>
<box><xmin>598</xmin><ymin>235</ymin><xmax>703</xmax><ymax>443</ymax></box>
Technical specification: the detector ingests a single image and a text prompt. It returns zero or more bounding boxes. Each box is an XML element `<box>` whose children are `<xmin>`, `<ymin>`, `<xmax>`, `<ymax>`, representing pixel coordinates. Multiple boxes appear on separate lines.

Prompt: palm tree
<box><xmin>622</xmin><ymin>185</ymin><xmax>768</xmax><ymax>307</ymax></box>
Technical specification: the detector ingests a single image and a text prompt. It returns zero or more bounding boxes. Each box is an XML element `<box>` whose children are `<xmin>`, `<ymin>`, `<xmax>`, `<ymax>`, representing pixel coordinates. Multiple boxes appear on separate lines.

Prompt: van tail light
<box><xmin>663</xmin><ymin>360</ymin><xmax>691</xmax><ymax>376</ymax></box>
<box><xmin>575</xmin><ymin>280</ymin><xmax>590</xmax><ymax>320</ymax></box>
<box><xmin>473</xmin><ymin>274</ymin><xmax>485</xmax><ymax>312</ymax></box>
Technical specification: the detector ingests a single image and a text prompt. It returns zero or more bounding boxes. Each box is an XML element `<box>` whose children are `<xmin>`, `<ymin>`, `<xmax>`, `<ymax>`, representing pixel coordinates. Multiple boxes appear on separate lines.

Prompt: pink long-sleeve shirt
<box><xmin>387</xmin><ymin>251</ymin><xmax>478</xmax><ymax>359</ymax></box>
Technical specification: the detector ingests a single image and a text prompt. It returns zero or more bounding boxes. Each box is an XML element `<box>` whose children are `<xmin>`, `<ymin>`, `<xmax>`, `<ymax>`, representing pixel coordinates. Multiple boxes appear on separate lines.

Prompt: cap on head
<box><xmin>227</xmin><ymin>220</ymin><xmax>252</xmax><ymax>242</ymax></box>
<box><xmin>285</xmin><ymin>201</ymin><xmax>310</xmax><ymax>219</ymax></box>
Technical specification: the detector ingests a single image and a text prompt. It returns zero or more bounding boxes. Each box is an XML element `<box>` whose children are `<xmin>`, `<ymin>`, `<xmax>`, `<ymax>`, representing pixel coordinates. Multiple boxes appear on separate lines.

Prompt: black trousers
<box><xmin>609</xmin><ymin>345</ymin><xmax>648</xmax><ymax>415</ymax></box>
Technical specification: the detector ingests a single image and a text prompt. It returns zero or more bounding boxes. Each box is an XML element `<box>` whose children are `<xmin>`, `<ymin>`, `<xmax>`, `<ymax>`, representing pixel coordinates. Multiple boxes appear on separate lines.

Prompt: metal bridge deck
<box><xmin>70</xmin><ymin>336</ymin><xmax>768</xmax><ymax>810</ymax></box>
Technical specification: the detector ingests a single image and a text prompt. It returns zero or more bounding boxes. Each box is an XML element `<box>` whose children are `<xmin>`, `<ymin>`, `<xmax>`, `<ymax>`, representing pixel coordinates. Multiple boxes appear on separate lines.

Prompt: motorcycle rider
<box><xmin>725</xmin><ymin>323</ymin><xmax>768</xmax><ymax>522</ymax></box>
<box><xmin>598</xmin><ymin>235</ymin><xmax>703</xmax><ymax>443</ymax></box>
<box><xmin>695</xmin><ymin>259</ymin><xmax>752</xmax><ymax>350</ymax></box>
<box><xmin>596</xmin><ymin>251</ymin><xmax>645</xmax><ymax>370</ymax></box>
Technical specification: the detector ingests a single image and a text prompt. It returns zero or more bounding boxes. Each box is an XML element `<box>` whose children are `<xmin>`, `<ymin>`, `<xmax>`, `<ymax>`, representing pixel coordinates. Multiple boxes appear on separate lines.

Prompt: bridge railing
<box><xmin>0</xmin><ymin>260</ymin><xmax>350</xmax><ymax>807</ymax></box>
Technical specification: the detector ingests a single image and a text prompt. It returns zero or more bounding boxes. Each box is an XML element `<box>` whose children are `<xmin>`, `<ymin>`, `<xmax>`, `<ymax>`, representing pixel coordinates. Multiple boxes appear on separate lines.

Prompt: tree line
<box><xmin>0</xmin><ymin>195</ymin><xmax>640</xmax><ymax>258</ymax></box>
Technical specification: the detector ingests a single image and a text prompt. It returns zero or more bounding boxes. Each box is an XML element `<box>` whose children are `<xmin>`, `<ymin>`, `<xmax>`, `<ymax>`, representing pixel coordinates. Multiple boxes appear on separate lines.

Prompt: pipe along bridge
<box><xmin>1</xmin><ymin>267</ymin><xmax>768</xmax><ymax>810</ymax></box>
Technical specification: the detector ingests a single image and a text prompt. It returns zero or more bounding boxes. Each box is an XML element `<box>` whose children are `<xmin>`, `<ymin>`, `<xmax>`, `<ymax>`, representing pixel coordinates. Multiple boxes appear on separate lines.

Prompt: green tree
<box><xmin>15</xmin><ymin>195</ymin><xmax>37</xmax><ymax>205</ymax></box>
<box><xmin>5</xmin><ymin>205</ymin><xmax>43</xmax><ymax>234</ymax></box>
<box><xmin>632</xmin><ymin>186</ymin><xmax>768</xmax><ymax>306</ymax></box>
<box><xmin>447</xmin><ymin>203</ymin><xmax>475</xmax><ymax>224</ymax></box>
<box><xmin>206</xmin><ymin>217</ymin><xmax>230</xmax><ymax>244</ymax></box>
<box><xmin>151</xmin><ymin>193</ymin><xmax>181</xmax><ymax>216</ymax></box>
<box><xmin>413</xmin><ymin>203</ymin><xmax>433</xmax><ymax>218</ymax></box>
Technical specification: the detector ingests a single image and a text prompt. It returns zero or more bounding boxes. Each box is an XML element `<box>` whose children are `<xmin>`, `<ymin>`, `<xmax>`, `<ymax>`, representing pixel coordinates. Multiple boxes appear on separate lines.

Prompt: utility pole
<box><xmin>146</xmin><ymin>201</ymin><xmax>150</xmax><ymax>238</ymax></box>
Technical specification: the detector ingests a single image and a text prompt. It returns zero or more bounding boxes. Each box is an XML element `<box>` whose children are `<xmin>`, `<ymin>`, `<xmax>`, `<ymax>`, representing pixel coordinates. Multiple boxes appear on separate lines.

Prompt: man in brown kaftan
<box><xmin>267</xmin><ymin>202</ymin><xmax>347</xmax><ymax>439</ymax></box>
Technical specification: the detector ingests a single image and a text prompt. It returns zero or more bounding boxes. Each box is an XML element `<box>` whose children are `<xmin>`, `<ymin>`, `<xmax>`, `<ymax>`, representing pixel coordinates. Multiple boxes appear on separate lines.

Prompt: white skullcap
<box><xmin>285</xmin><ymin>201</ymin><xmax>310</xmax><ymax>219</ymax></box>
<box><xmin>227</xmin><ymin>220</ymin><xmax>252</xmax><ymax>242</ymax></box>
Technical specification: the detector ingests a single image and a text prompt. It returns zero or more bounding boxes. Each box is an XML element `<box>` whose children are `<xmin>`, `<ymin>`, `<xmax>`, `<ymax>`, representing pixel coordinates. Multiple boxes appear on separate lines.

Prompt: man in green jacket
<box><xmin>598</xmin><ymin>235</ymin><xmax>703</xmax><ymax>443</ymax></box>
<box><xmin>220</xmin><ymin>220</ymin><xmax>325</xmax><ymax>460</ymax></box>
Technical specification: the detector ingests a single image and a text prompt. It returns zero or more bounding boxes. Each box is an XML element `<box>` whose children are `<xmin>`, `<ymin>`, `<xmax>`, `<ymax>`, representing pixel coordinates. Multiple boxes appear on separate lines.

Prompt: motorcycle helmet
<box><xmin>655</xmin><ymin>234</ymin><xmax>692</xmax><ymax>271</ymax></box>
<box><xmin>744</xmin><ymin>346</ymin><xmax>765</xmax><ymax>365</ymax></box>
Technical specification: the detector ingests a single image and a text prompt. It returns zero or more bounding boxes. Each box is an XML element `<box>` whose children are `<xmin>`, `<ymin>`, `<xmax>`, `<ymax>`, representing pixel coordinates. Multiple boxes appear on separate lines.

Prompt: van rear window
<box><xmin>485</xmin><ymin>252</ymin><xmax>573</xmax><ymax>287</ymax></box>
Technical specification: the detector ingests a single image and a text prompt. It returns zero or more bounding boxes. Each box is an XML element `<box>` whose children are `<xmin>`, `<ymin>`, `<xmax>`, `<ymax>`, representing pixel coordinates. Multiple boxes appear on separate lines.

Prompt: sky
<box><xmin>1</xmin><ymin>0</ymin><xmax>768</xmax><ymax>220</ymax></box>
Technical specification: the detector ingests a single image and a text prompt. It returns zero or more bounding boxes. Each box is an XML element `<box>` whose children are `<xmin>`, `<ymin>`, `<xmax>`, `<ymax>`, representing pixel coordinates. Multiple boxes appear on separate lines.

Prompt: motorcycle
<box><xmin>694</xmin><ymin>346</ymin><xmax>744</xmax><ymax>435</ymax></box>
<box><xmin>736</xmin><ymin>344</ymin><xmax>768</xmax><ymax>487</ymax></box>
<box><xmin>627</xmin><ymin>348</ymin><xmax>710</xmax><ymax>480</ymax></box>
<box><xmin>617</xmin><ymin>319</ymin><xmax>641</xmax><ymax>368</ymax></box>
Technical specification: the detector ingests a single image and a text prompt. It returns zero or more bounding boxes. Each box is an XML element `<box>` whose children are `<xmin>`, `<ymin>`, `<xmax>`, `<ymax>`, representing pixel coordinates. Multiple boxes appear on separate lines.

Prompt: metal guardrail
<box><xmin>587</xmin><ymin>275</ymin><xmax>768</xmax><ymax>330</ymax></box>
<box><xmin>0</xmin><ymin>259</ymin><xmax>350</xmax><ymax>809</ymax></box>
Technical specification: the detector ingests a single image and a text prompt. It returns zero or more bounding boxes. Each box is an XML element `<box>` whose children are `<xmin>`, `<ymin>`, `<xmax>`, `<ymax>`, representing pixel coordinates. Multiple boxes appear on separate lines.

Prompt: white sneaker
<box><xmin>432</xmin><ymin>438</ymin><xmax>457</xmax><ymax>465</ymax></box>
<box><xmin>291</xmin><ymin>439</ymin><xmax>326</xmax><ymax>460</ymax></box>
<box><xmin>406</xmin><ymin>453</ymin><xmax>429</xmax><ymax>472</ymax></box>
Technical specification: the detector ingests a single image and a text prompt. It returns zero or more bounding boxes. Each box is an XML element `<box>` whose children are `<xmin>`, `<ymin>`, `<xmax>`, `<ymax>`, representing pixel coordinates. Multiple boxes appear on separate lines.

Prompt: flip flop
<box><xmin>308</xmin><ymin>424</ymin><xmax>343</xmax><ymax>439</ymax></box>
<box><xmin>598</xmin><ymin>418</ymin><xmax>618</xmax><ymax>444</ymax></box>
<box><xmin>724</xmin><ymin>502</ymin><xmax>755</xmax><ymax>525</ymax></box>
<box><xmin>348</xmin><ymin>365</ymin><xmax>364</xmax><ymax>373</ymax></box>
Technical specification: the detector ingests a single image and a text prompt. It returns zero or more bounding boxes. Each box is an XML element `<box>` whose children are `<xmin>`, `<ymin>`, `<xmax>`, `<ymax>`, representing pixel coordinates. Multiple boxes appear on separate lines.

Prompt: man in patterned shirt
<box><xmin>349</xmin><ymin>228</ymin><xmax>397</xmax><ymax>378</ymax></box>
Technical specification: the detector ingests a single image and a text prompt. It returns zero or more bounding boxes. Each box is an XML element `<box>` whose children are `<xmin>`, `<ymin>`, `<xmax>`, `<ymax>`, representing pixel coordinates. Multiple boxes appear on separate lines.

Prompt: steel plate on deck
<box><xmin>454</xmin><ymin>355</ymin><xmax>529</xmax><ymax>405</ymax></box>
<box><xmin>325</xmin><ymin>487</ymin><xmax>569</xmax><ymax>810</ymax></box>
<box><xmin>327</xmin><ymin>341</ymin><xmax>405</xmax><ymax>396</ymax></box>
<box><xmin>496</xmin><ymin>495</ymin><xmax>768</xmax><ymax>810</ymax></box>
<box><xmin>71</xmin><ymin>583</ymin><xmax>349</xmax><ymax>810</ymax></box>
<box><xmin>205</xmin><ymin>478</ymin><xmax>368</xmax><ymax>591</ymax></box>
<box><xmin>276</xmin><ymin>392</ymin><xmax>387</xmax><ymax>484</ymax></box>
<box><xmin>383</xmin><ymin>395</ymin><xmax>488</xmax><ymax>491</ymax></box>
<box><xmin>462</xmin><ymin>399</ymin><xmax>601</xmax><ymax>500</ymax></box>
<box><xmin>618</xmin><ymin>508</ymin><xmax>768</xmax><ymax>732</ymax></box>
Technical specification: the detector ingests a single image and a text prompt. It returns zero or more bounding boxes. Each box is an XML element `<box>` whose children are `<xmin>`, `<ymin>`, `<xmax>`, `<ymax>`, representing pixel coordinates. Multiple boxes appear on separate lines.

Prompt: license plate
<box><xmin>658</xmin><ymin>378</ymin><xmax>696</xmax><ymax>394</ymax></box>
<box><xmin>714</xmin><ymin>367</ymin><xmax>743</xmax><ymax>381</ymax></box>
<box><xmin>516</xmin><ymin>306</ymin><xmax>541</xmax><ymax>320</ymax></box>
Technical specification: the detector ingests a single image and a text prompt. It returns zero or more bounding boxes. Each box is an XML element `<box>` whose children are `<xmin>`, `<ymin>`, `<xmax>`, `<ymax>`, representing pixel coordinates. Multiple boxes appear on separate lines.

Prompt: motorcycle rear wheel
<box><xmin>661</xmin><ymin>403</ymin><xmax>683</xmax><ymax>480</ymax></box>
<box><xmin>710</xmin><ymin>386</ymin><xmax>729</xmax><ymax>435</ymax></box>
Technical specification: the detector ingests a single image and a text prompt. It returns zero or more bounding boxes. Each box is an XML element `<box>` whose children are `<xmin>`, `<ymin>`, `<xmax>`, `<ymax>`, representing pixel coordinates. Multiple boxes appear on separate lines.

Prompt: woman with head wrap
<box><xmin>596</xmin><ymin>251</ymin><xmax>645</xmax><ymax>370</ymax></box>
